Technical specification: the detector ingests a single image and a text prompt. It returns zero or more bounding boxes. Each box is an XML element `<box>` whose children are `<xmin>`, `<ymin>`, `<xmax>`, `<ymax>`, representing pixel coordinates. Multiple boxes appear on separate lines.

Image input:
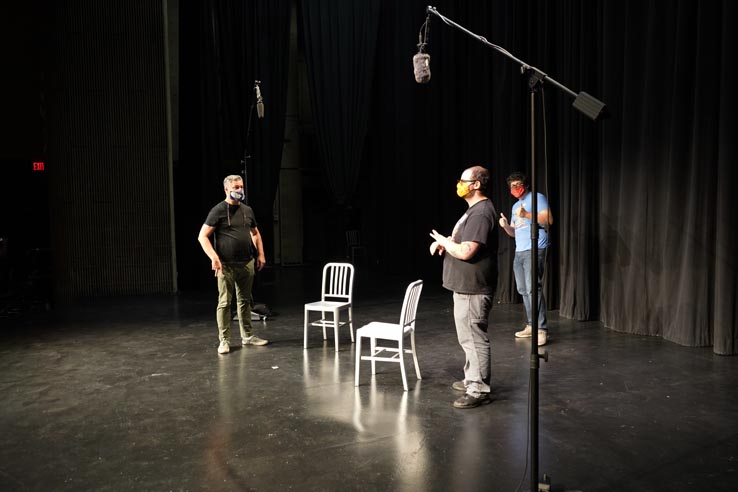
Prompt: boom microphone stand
<box><xmin>425</xmin><ymin>6</ymin><xmax>607</xmax><ymax>491</ymax></box>
<box><xmin>238</xmin><ymin>81</ymin><xmax>269</xmax><ymax>322</ymax></box>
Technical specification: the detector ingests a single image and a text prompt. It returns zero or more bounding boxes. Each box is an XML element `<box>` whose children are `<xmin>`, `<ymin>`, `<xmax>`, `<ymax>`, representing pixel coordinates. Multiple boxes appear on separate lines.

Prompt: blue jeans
<box><xmin>453</xmin><ymin>293</ymin><xmax>493</xmax><ymax>396</ymax></box>
<box><xmin>513</xmin><ymin>249</ymin><xmax>547</xmax><ymax>331</ymax></box>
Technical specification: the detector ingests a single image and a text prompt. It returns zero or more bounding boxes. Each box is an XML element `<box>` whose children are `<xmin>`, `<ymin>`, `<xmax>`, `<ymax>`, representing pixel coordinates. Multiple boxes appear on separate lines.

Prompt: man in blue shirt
<box><xmin>498</xmin><ymin>172</ymin><xmax>553</xmax><ymax>346</ymax></box>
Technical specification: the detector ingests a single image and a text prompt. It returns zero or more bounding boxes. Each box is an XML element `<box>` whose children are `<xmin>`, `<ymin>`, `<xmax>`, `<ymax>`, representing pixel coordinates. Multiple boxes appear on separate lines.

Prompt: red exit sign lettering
<box><xmin>33</xmin><ymin>161</ymin><xmax>45</xmax><ymax>171</ymax></box>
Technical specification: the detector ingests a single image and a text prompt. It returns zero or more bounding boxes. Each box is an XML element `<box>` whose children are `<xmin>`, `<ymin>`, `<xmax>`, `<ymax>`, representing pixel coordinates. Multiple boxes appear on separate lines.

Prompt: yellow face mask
<box><xmin>456</xmin><ymin>180</ymin><xmax>473</xmax><ymax>198</ymax></box>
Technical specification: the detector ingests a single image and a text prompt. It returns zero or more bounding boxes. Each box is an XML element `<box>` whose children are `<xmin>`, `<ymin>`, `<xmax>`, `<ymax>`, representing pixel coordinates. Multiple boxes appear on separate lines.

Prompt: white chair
<box><xmin>304</xmin><ymin>263</ymin><xmax>355</xmax><ymax>351</ymax></box>
<box><xmin>354</xmin><ymin>280</ymin><xmax>423</xmax><ymax>391</ymax></box>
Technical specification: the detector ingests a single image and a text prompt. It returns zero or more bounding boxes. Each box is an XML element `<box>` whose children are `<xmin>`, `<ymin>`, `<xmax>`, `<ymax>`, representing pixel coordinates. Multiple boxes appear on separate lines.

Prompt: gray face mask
<box><xmin>229</xmin><ymin>189</ymin><xmax>245</xmax><ymax>201</ymax></box>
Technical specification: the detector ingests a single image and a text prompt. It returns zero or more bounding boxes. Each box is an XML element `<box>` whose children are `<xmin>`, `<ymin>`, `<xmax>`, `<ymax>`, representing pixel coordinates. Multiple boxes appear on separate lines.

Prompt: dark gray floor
<box><xmin>1</xmin><ymin>266</ymin><xmax>737</xmax><ymax>491</ymax></box>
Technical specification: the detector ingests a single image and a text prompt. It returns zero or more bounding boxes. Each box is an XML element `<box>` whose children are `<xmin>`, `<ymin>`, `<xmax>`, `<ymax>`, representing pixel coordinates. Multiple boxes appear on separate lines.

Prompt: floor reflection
<box><xmin>302</xmin><ymin>342</ymin><xmax>344</xmax><ymax>386</ymax></box>
<box><xmin>302</xmin><ymin>346</ymin><xmax>430</xmax><ymax>488</ymax></box>
<box><xmin>202</xmin><ymin>349</ymin><xmax>252</xmax><ymax>489</ymax></box>
<box><xmin>353</xmin><ymin>379</ymin><xmax>430</xmax><ymax>488</ymax></box>
<box><xmin>202</xmin><ymin>356</ymin><xmax>235</xmax><ymax>486</ymax></box>
<box><xmin>301</xmin><ymin>343</ymin><xmax>354</xmax><ymax>425</ymax></box>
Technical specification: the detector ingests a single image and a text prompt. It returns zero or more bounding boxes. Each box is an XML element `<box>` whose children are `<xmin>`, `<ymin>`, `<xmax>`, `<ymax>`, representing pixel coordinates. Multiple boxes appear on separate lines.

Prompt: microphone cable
<box><xmin>418</xmin><ymin>13</ymin><xmax>430</xmax><ymax>53</ymax></box>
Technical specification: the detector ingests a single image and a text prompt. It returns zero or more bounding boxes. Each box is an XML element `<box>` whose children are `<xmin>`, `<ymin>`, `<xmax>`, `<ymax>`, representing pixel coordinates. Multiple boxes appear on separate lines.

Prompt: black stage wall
<box><xmin>2</xmin><ymin>0</ymin><xmax>735</xmax><ymax>354</ymax></box>
<box><xmin>2</xmin><ymin>1</ymin><xmax>176</xmax><ymax>301</ymax></box>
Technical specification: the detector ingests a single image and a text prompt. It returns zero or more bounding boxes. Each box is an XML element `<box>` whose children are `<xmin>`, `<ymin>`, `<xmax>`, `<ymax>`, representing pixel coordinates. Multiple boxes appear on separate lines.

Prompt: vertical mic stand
<box><xmin>239</xmin><ymin>82</ymin><xmax>268</xmax><ymax>322</ymax></box>
<box><xmin>425</xmin><ymin>6</ymin><xmax>607</xmax><ymax>491</ymax></box>
<box><xmin>527</xmin><ymin>67</ymin><xmax>547</xmax><ymax>492</ymax></box>
<box><xmin>241</xmin><ymin>82</ymin><xmax>260</xmax><ymax>206</ymax></box>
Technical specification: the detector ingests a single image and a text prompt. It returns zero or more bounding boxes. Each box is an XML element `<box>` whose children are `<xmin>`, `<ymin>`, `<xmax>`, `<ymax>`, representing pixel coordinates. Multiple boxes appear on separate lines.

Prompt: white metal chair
<box><xmin>304</xmin><ymin>263</ymin><xmax>355</xmax><ymax>351</ymax></box>
<box><xmin>354</xmin><ymin>279</ymin><xmax>423</xmax><ymax>391</ymax></box>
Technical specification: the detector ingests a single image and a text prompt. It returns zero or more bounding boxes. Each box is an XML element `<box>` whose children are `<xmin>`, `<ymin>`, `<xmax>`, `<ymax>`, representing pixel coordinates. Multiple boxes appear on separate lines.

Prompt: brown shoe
<box><xmin>453</xmin><ymin>393</ymin><xmax>491</xmax><ymax>409</ymax></box>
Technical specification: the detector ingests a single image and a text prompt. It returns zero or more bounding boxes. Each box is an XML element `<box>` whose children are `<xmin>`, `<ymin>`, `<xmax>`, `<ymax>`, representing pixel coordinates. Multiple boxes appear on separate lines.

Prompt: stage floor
<box><xmin>1</xmin><ymin>266</ymin><xmax>736</xmax><ymax>491</ymax></box>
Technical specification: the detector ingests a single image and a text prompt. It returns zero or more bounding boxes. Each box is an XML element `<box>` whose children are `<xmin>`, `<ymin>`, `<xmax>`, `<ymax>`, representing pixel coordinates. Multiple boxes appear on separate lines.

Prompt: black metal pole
<box><xmin>529</xmin><ymin>86</ymin><xmax>540</xmax><ymax>492</ymax></box>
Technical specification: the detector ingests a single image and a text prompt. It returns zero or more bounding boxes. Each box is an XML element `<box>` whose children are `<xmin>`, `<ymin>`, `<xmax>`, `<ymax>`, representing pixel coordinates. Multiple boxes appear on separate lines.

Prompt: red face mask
<box><xmin>510</xmin><ymin>185</ymin><xmax>526</xmax><ymax>199</ymax></box>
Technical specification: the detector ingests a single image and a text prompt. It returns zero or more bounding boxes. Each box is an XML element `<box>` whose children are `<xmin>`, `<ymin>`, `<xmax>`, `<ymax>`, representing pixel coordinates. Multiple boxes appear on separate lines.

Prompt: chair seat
<box><xmin>356</xmin><ymin>321</ymin><xmax>411</xmax><ymax>340</ymax></box>
<box><xmin>305</xmin><ymin>300</ymin><xmax>351</xmax><ymax>310</ymax></box>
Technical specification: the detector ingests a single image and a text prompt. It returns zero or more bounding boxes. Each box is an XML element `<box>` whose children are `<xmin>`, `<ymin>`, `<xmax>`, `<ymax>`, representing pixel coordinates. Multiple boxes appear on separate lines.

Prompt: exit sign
<box><xmin>33</xmin><ymin>161</ymin><xmax>45</xmax><ymax>171</ymax></box>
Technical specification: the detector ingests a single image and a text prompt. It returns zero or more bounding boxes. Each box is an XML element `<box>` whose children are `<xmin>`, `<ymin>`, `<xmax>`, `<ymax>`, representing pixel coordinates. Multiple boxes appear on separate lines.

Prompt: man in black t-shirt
<box><xmin>198</xmin><ymin>175</ymin><xmax>268</xmax><ymax>354</ymax></box>
<box><xmin>430</xmin><ymin>165</ymin><xmax>498</xmax><ymax>409</ymax></box>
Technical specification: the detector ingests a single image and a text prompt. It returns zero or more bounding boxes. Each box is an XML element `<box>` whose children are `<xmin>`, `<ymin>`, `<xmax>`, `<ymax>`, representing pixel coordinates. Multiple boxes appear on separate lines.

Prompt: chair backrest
<box><xmin>398</xmin><ymin>280</ymin><xmax>423</xmax><ymax>332</ymax></box>
<box><xmin>321</xmin><ymin>262</ymin><xmax>355</xmax><ymax>302</ymax></box>
<box><xmin>346</xmin><ymin>230</ymin><xmax>361</xmax><ymax>247</ymax></box>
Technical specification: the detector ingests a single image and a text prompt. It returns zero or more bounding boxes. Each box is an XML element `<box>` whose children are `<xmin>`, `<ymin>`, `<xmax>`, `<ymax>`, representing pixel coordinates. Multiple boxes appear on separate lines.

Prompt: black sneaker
<box><xmin>453</xmin><ymin>393</ymin><xmax>491</xmax><ymax>409</ymax></box>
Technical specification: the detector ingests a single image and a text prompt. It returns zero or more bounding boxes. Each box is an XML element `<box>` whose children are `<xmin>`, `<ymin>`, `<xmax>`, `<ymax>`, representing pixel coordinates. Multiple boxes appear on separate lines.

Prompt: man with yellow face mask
<box><xmin>429</xmin><ymin>166</ymin><xmax>499</xmax><ymax>409</ymax></box>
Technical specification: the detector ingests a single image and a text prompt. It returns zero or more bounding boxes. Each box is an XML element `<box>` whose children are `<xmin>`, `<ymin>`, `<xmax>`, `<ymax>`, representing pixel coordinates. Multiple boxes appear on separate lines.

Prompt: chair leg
<box><xmin>321</xmin><ymin>310</ymin><xmax>327</xmax><ymax>340</ymax></box>
<box><xmin>303</xmin><ymin>308</ymin><xmax>309</xmax><ymax>349</ymax></box>
<box><xmin>333</xmin><ymin>309</ymin><xmax>339</xmax><ymax>352</ymax></box>
<box><xmin>370</xmin><ymin>338</ymin><xmax>376</xmax><ymax>375</ymax></box>
<box><xmin>354</xmin><ymin>335</ymin><xmax>362</xmax><ymax>386</ymax></box>
<box><xmin>398</xmin><ymin>340</ymin><xmax>408</xmax><ymax>392</ymax></box>
<box><xmin>348</xmin><ymin>306</ymin><xmax>354</xmax><ymax>343</ymax></box>
<box><xmin>410</xmin><ymin>331</ymin><xmax>422</xmax><ymax>380</ymax></box>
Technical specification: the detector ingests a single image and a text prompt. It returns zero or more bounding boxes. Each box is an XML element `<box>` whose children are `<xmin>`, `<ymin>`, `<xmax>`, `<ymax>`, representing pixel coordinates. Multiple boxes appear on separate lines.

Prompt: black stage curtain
<box><xmin>178</xmin><ymin>0</ymin><xmax>290</xmax><ymax>289</ymax></box>
<box><xmin>714</xmin><ymin>3</ymin><xmax>738</xmax><ymax>355</ymax></box>
<box><xmin>358</xmin><ymin>0</ymin><xmax>736</xmax><ymax>353</ymax></box>
<box><xmin>599</xmin><ymin>0</ymin><xmax>737</xmax><ymax>354</ymax></box>
<box><xmin>299</xmin><ymin>0</ymin><xmax>381</xmax><ymax>207</ymax></box>
<box><xmin>362</xmin><ymin>1</ymin><xmax>521</xmax><ymax>296</ymax></box>
<box><xmin>181</xmin><ymin>0</ymin><xmax>736</xmax><ymax>353</ymax></box>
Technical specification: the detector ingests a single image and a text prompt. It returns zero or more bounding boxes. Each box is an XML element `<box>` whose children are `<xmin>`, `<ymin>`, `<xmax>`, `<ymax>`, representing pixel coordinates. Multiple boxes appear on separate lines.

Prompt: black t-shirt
<box><xmin>442</xmin><ymin>199</ymin><xmax>499</xmax><ymax>294</ymax></box>
<box><xmin>205</xmin><ymin>202</ymin><xmax>257</xmax><ymax>264</ymax></box>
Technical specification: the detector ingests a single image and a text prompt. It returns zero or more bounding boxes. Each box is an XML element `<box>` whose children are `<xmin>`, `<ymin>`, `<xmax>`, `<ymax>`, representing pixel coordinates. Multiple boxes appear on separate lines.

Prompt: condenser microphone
<box><xmin>255</xmin><ymin>81</ymin><xmax>264</xmax><ymax>119</ymax></box>
<box><xmin>413</xmin><ymin>51</ymin><xmax>431</xmax><ymax>84</ymax></box>
<box><xmin>413</xmin><ymin>14</ymin><xmax>431</xmax><ymax>83</ymax></box>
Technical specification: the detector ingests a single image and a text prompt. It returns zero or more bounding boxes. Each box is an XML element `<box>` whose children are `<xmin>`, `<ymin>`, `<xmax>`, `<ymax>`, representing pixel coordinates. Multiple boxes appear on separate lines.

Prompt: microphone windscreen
<box><xmin>413</xmin><ymin>52</ymin><xmax>431</xmax><ymax>84</ymax></box>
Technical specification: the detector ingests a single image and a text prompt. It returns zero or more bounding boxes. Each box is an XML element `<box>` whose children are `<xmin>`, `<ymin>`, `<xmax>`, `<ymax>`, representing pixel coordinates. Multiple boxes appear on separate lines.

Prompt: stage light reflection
<box><xmin>303</xmin><ymin>346</ymin><xmax>430</xmax><ymax>486</ymax></box>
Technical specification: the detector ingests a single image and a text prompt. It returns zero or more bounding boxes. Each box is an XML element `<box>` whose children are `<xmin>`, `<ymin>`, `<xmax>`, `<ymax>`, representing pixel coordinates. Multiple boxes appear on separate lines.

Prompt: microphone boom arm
<box><xmin>425</xmin><ymin>6</ymin><xmax>606</xmax><ymax>120</ymax></box>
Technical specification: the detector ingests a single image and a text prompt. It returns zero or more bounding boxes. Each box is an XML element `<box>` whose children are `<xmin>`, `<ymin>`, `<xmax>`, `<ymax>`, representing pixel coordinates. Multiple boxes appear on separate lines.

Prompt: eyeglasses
<box><xmin>509</xmin><ymin>182</ymin><xmax>525</xmax><ymax>188</ymax></box>
<box><xmin>457</xmin><ymin>179</ymin><xmax>478</xmax><ymax>184</ymax></box>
